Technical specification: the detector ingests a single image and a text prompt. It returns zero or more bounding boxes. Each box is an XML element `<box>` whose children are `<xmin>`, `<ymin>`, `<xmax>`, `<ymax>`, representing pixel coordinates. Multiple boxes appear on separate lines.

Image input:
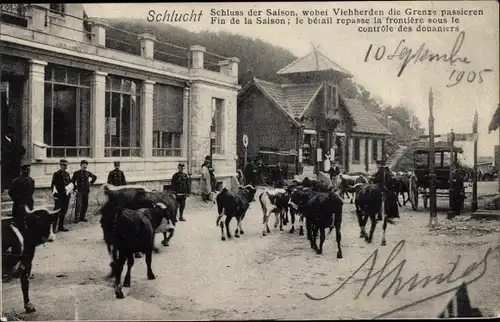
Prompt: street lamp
<box><xmin>387</xmin><ymin>115</ymin><xmax>392</xmax><ymax>130</ymax></box>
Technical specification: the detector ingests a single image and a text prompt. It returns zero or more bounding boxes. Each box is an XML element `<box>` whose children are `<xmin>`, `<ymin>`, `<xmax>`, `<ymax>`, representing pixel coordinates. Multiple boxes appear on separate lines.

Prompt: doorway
<box><xmin>1</xmin><ymin>72</ymin><xmax>26</xmax><ymax>192</ymax></box>
<box><xmin>1</xmin><ymin>74</ymin><xmax>24</xmax><ymax>143</ymax></box>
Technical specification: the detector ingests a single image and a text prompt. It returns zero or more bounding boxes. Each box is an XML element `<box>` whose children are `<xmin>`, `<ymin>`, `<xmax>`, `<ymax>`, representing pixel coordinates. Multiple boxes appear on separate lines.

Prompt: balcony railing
<box><xmin>1</xmin><ymin>4</ymin><xmax>28</xmax><ymax>27</ymax></box>
<box><xmin>1</xmin><ymin>4</ymin><xmax>236</xmax><ymax>75</ymax></box>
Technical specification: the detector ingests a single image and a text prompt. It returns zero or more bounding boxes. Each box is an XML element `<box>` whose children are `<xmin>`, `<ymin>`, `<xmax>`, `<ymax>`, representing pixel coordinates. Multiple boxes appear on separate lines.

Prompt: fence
<box><xmin>1</xmin><ymin>4</ymin><xmax>232</xmax><ymax>73</ymax></box>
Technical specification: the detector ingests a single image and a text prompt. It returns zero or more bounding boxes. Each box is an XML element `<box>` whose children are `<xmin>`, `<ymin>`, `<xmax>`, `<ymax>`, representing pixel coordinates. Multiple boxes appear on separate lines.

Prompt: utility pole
<box><xmin>428</xmin><ymin>87</ymin><xmax>438</xmax><ymax>227</ymax></box>
<box><xmin>447</xmin><ymin>129</ymin><xmax>455</xmax><ymax>219</ymax></box>
<box><xmin>471</xmin><ymin>110</ymin><xmax>479</xmax><ymax>212</ymax></box>
<box><xmin>312</xmin><ymin>43</ymin><xmax>322</xmax><ymax>178</ymax></box>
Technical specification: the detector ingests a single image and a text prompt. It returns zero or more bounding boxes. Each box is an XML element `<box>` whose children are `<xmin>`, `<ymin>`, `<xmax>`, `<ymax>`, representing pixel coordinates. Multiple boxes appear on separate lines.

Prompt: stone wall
<box><xmin>189</xmin><ymin>81</ymin><xmax>238</xmax><ymax>177</ymax></box>
<box><xmin>2</xmin><ymin>12</ymin><xmax>240</xmax><ymax>197</ymax></box>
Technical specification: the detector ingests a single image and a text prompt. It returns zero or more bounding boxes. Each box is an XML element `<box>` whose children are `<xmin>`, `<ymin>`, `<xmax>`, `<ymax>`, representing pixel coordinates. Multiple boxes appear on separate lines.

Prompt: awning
<box><xmin>304</xmin><ymin>129</ymin><xmax>317</xmax><ymax>135</ymax></box>
<box><xmin>334</xmin><ymin>132</ymin><xmax>346</xmax><ymax>137</ymax></box>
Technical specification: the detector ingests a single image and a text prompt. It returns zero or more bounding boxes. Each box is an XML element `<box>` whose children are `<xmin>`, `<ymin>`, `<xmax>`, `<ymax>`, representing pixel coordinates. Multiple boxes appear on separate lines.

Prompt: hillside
<box><xmin>103</xmin><ymin>19</ymin><xmax>424</xmax><ymax>162</ymax></box>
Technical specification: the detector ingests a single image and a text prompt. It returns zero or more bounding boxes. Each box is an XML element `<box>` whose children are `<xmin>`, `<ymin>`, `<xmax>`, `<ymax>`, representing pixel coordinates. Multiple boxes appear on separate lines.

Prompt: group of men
<box><xmin>9</xmin><ymin>159</ymin><xmax>98</xmax><ymax>234</ymax></box>
<box><xmin>7</xmin><ymin>152</ymin><xmax>219</xmax><ymax>237</ymax></box>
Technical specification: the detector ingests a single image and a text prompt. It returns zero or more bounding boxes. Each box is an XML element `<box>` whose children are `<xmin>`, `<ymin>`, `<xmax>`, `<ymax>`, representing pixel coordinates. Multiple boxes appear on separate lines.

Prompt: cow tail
<box><xmin>216</xmin><ymin>189</ymin><xmax>227</xmax><ymax>226</ymax></box>
<box><xmin>259</xmin><ymin>193</ymin><xmax>266</xmax><ymax>224</ymax></box>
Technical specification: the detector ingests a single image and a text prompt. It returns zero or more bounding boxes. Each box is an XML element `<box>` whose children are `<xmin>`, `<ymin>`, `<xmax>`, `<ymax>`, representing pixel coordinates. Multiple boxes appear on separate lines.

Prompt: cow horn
<box><xmin>155</xmin><ymin>202</ymin><xmax>167</xmax><ymax>209</ymax></box>
<box><xmin>48</xmin><ymin>208</ymin><xmax>61</xmax><ymax>215</ymax></box>
<box><xmin>24</xmin><ymin>205</ymin><xmax>35</xmax><ymax>214</ymax></box>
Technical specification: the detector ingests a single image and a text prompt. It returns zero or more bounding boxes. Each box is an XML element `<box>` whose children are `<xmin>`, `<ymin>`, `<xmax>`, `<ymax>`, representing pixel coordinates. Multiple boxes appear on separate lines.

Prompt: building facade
<box><xmin>237</xmin><ymin>49</ymin><xmax>391</xmax><ymax>175</ymax></box>
<box><xmin>1</xmin><ymin>4</ymin><xmax>240</xmax><ymax>201</ymax></box>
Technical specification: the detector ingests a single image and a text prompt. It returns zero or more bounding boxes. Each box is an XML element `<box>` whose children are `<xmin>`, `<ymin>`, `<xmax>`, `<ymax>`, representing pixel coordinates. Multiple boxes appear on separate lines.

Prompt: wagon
<box><xmin>408</xmin><ymin>142</ymin><xmax>466</xmax><ymax>211</ymax></box>
<box><xmin>242</xmin><ymin>150</ymin><xmax>296</xmax><ymax>186</ymax></box>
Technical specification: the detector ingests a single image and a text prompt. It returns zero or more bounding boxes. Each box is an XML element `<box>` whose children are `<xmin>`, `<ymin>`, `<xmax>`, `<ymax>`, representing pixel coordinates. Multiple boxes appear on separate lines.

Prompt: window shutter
<box><xmin>153</xmin><ymin>84</ymin><xmax>184</xmax><ymax>133</ymax></box>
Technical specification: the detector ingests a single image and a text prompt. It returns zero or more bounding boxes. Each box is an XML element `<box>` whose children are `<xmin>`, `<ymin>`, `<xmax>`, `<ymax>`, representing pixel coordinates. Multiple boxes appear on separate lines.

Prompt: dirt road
<box><xmin>2</xmin><ymin>191</ymin><xmax>500</xmax><ymax>320</ymax></box>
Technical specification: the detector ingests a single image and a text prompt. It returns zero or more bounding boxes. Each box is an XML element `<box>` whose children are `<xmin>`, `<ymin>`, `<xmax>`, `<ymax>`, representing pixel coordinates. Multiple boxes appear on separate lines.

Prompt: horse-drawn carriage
<box><xmin>408</xmin><ymin>143</ymin><xmax>466</xmax><ymax>211</ymax></box>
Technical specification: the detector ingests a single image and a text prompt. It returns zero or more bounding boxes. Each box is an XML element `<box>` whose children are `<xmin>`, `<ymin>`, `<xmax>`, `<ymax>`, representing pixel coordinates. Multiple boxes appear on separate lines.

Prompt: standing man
<box><xmin>244</xmin><ymin>159</ymin><xmax>257</xmax><ymax>186</ymax></box>
<box><xmin>72</xmin><ymin>160</ymin><xmax>97</xmax><ymax>223</ymax></box>
<box><xmin>205</xmin><ymin>155</ymin><xmax>216</xmax><ymax>192</ymax></box>
<box><xmin>50</xmin><ymin>159</ymin><xmax>72</xmax><ymax>232</ymax></box>
<box><xmin>329</xmin><ymin>161</ymin><xmax>341</xmax><ymax>190</ymax></box>
<box><xmin>171</xmin><ymin>162</ymin><xmax>189</xmax><ymax>221</ymax></box>
<box><xmin>372</xmin><ymin>159</ymin><xmax>399</xmax><ymax>221</ymax></box>
<box><xmin>201</xmin><ymin>159</ymin><xmax>212</xmax><ymax>202</ymax></box>
<box><xmin>8</xmin><ymin>161</ymin><xmax>35</xmax><ymax>234</ymax></box>
<box><xmin>107</xmin><ymin>161</ymin><xmax>126</xmax><ymax>186</ymax></box>
<box><xmin>2</xmin><ymin>126</ymin><xmax>26</xmax><ymax>193</ymax></box>
<box><xmin>448</xmin><ymin>168</ymin><xmax>465</xmax><ymax>219</ymax></box>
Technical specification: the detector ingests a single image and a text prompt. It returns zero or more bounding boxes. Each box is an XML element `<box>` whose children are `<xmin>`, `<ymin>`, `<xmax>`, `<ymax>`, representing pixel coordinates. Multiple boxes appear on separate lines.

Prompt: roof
<box><xmin>277</xmin><ymin>49</ymin><xmax>353</xmax><ymax>77</ymax></box>
<box><xmin>488</xmin><ymin>104</ymin><xmax>500</xmax><ymax>133</ymax></box>
<box><xmin>252</xmin><ymin>78</ymin><xmax>325</xmax><ymax>119</ymax></box>
<box><xmin>341</xmin><ymin>98</ymin><xmax>392</xmax><ymax>135</ymax></box>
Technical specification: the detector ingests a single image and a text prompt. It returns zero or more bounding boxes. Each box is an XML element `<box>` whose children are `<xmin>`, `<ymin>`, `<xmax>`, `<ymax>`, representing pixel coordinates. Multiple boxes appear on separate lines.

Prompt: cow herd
<box><xmin>3</xmin><ymin>171</ymin><xmax>412</xmax><ymax>314</ymax></box>
<box><xmin>215</xmin><ymin>173</ymin><xmax>411</xmax><ymax>259</ymax></box>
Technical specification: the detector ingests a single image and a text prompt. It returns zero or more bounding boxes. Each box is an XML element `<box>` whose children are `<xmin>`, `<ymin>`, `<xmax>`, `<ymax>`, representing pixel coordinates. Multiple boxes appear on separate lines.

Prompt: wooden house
<box><xmin>237</xmin><ymin>49</ymin><xmax>392</xmax><ymax>174</ymax></box>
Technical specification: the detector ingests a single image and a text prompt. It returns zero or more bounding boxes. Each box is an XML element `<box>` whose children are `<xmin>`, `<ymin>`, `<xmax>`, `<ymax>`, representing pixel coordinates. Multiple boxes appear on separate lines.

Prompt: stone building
<box><xmin>237</xmin><ymin>49</ymin><xmax>391</xmax><ymax>175</ymax></box>
<box><xmin>1</xmin><ymin>4</ymin><xmax>239</xmax><ymax>205</ymax></box>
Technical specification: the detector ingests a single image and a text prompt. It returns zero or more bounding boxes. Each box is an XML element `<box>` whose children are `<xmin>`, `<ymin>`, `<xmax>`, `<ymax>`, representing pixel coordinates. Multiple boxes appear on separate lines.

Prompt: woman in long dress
<box><xmin>323</xmin><ymin>153</ymin><xmax>331</xmax><ymax>172</ymax></box>
<box><xmin>201</xmin><ymin>160</ymin><xmax>212</xmax><ymax>202</ymax></box>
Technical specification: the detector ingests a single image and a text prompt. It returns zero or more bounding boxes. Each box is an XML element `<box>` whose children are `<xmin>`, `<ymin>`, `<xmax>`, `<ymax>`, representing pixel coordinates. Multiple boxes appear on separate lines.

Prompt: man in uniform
<box><xmin>50</xmin><ymin>159</ymin><xmax>72</xmax><ymax>232</ymax></box>
<box><xmin>372</xmin><ymin>159</ymin><xmax>399</xmax><ymax>221</ymax></box>
<box><xmin>448</xmin><ymin>167</ymin><xmax>465</xmax><ymax>219</ymax></box>
<box><xmin>171</xmin><ymin>162</ymin><xmax>189</xmax><ymax>221</ymax></box>
<box><xmin>71</xmin><ymin>160</ymin><xmax>97</xmax><ymax>223</ymax></box>
<box><xmin>107</xmin><ymin>161</ymin><xmax>126</xmax><ymax>186</ymax></box>
<box><xmin>8</xmin><ymin>161</ymin><xmax>35</xmax><ymax>234</ymax></box>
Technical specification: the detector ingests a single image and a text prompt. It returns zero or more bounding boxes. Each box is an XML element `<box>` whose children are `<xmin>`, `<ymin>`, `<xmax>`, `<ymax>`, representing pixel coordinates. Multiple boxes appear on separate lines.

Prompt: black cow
<box><xmin>285</xmin><ymin>178</ymin><xmax>332</xmax><ymax>236</ymax></box>
<box><xmin>99</xmin><ymin>184</ymin><xmax>178</xmax><ymax>248</ymax></box>
<box><xmin>354</xmin><ymin>184</ymin><xmax>399</xmax><ymax>246</ymax></box>
<box><xmin>392</xmin><ymin>175</ymin><xmax>410</xmax><ymax>206</ymax></box>
<box><xmin>101</xmin><ymin>201</ymin><xmax>174</xmax><ymax>274</ymax></box>
<box><xmin>216</xmin><ymin>185</ymin><xmax>257</xmax><ymax>241</ymax></box>
<box><xmin>290</xmin><ymin>187</ymin><xmax>343</xmax><ymax>257</ymax></box>
<box><xmin>100</xmin><ymin>204</ymin><xmax>156</xmax><ymax>299</ymax></box>
<box><xmin>1</xmin><ymin>206</ymin><xmax>59</xmax><ymax>313</ymax></box>
<box><xmin>259</xmin><ymin>188</ymin><xmax>290</xmax><ymax>236</ymax></box>
<box><xmin>301</xmin><ymin>177</ymin><xmax>331</xmax><ymax>192</ymax></box>
<box><xmin>336</xmin><ymin>174</ymin><xmax>369</xmax><ymax>203</ymax></box>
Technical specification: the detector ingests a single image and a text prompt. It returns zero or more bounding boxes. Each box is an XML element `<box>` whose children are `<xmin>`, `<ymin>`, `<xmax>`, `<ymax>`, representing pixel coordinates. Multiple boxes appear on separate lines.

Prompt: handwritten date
<box><xmin>447</xmin><ymin>68</ymin><xmax>493</xmax><ymax>88</ymax></box>
<box><xmin>363</xmin><ymin>31</ymin><xmax>493</xmax><ymax>87</ymax></box>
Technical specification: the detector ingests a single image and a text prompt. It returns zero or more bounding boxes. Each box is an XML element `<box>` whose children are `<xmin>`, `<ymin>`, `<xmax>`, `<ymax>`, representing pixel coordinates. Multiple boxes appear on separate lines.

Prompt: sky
<box><xmin>83</xmin><ymin>1</ymin><xmax>499</xmax><ymax>163</ymax></box>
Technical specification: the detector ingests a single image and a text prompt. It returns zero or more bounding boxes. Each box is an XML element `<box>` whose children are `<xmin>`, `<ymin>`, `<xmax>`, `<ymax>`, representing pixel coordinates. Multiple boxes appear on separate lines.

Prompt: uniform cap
<box><xmin>60</xmin><ymin>159</ymin><xmax>68</xmax><ymax>165</ymax></box>
<box><xmin>178</xmin><ymin>162</ymin><xmax>185</xmax><ymax>167</ymax></box>
<box><xmin>114</xmin><ymin>161</ymin><xmax>120</xmax><ymax>166</ymax></box>
<box><xmin>20</xmin><ymin>160</ymin><xmax>31</xmax><ymax>168</ymax></box>
<box><xmin>80</xmin><ymin>160</ymin><xmax>88</xmax><ymax>165</ymax></box>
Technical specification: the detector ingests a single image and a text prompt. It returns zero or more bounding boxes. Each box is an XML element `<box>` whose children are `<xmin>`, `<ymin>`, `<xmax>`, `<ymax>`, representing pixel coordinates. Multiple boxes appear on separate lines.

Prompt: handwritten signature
<box><xmin>305</xmin><ymin>240</ymin><xmax>491</xmax><ymax>317</ymax></box>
